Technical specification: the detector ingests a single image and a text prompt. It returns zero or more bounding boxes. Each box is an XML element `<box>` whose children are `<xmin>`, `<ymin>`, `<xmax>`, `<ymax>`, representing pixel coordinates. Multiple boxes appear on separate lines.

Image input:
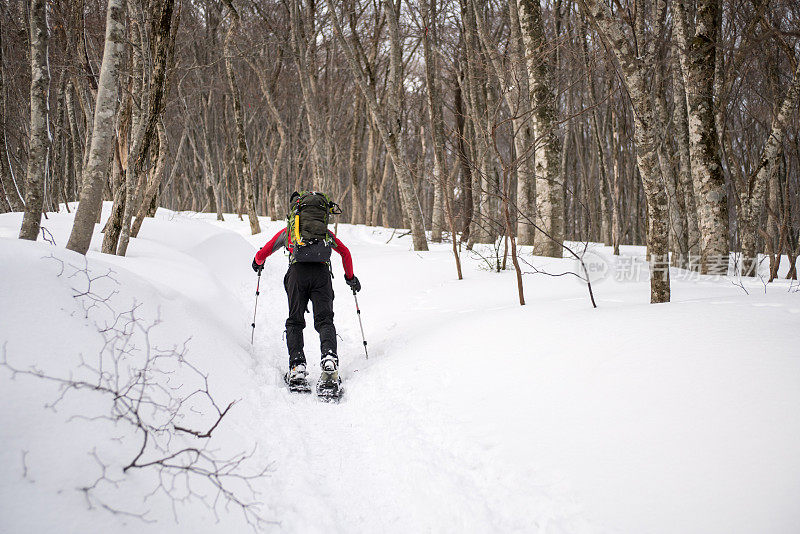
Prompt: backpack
<box><xmin>287</xmin><ymin>191</ymin><xmax>341</xmax><ymax>263</ymax></box>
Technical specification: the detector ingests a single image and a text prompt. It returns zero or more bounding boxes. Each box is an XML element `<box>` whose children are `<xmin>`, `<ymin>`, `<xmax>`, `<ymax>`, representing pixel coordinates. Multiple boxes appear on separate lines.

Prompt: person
<box><xmin>251</xmin><ymin>191</ymin><xmax>361</xmax><ymax>395</ymax></box>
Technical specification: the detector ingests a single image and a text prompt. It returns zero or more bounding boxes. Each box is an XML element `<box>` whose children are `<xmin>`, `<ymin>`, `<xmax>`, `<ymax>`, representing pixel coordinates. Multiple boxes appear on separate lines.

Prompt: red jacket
<box><xmin>254</xmin><ymin>228</ymin><xmax>354</xmax><ymax>279</ymax></box>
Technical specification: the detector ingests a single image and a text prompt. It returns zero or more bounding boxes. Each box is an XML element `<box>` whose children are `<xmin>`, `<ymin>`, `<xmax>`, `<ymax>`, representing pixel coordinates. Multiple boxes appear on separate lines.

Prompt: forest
<box><xmin>2</xmin><ymin>0</ymin><xmax>799</xmax><ymax>303</ymax></box>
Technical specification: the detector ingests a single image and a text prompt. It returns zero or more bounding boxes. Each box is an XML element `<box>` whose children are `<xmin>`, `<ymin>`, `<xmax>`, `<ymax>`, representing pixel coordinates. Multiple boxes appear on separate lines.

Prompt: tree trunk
<box><xmin>104</xmin><ymin>10</ymin><xmax>144</xmax><ymax>255</ymax></box>
<box><xmin>0</xmin><ymin>16</ymin><xmax>25</xmax><ymax>212</ymax></box>
<box><xmin>421</xmin><ymin>0</ymin><xmax>447</xmax><ymax>244</ymax></box>
<box><xmin>19</xmin><ymin>0</ymin><xmax>50</xmax><ymax>240</ymax></box>
<box><xmin>102</xmin><ymin>17</ymin><xmax>135</xmax><ymax>253</ymax></box>
<box><xmin>66</xmin><ymin>0</ymin><xmax>126</xmax><ymax>255</ymax></box>
<box><xmin>131</xmin><ymin>121</ymin><xmax>171</xmax><ymax>237</ymax></box>
<box><xmin>580</xmin><ymin>0</ymin><xmax>670</xmax><ymax>303</ymax></box>
<box><xmin>671</xmin><ymin>52</ymin><xmax>700</xmax><ymax>258</ymax></box>
<box><xmin>455</xmin><ymin>69</ymin><xmax>473</xmax><ymax>241</ymax></box>
<box><xmin>348</xmin><ymin>96</ymin><xmax>365</xmax><ymax>225</ymax></box>
<box><xmin>364</xmin><ymin>119</ymin><xmax>378</xmax><ymax>224</ymax></box>
<box><xmin>611</xmin><ymin>107</ymin><xmax>623</xmax><ymax>255</ymax></box>
<box><xmin>653</xmin><ymin>66</ymin><xmax>688</xmax><ymax>264</ymax></box>
<box><xmin>472</xmin><ymin>0</ymin><xmax>534</xmax><ymax>246</ymax></box>
<box><xmin>327</xmin><ymin>0</ymin><xmax>428</xmax><ymax>250</ymax></box>
<box><xmin>222</xmin><ymin>0</ymin><xmax>260</xmax><ymax>235</ymax></box>
<box><xmin>508</xmin><ymin>0</ymin><xmax>535</xmax><ymax>246</ymax></box>
<box><xmin>582</xmin><ymin>24</ymin><xmax>612</xmax><ymax>246</ymax></box>
<box><xmin>101</xmin><ymin>140</ymin><xmax>125</xmax><ymax>252</ymax></box>
<box><xmin>117</xmin><ymin>0</ymin><xmax>177</xmax><ymax>254</ymax></box>
<box><xmin>460</xmin><ymin>0</ymin><xmax>485</xmax><ymax>245</ymax></box>
<box><xmin>518</xmin><ymin>0</ymin><xmax>564</xmax><ymax>257</ymax></box>
<box><xmin>739</xmin><ymin>57</ymin><xmax>800</xmax><ymax>275</ymax></box>
<box><xmin>673</xmin><ymin>0</ymin><xmax>729</xmax><ymax>274</ymax></box>
<box><xmin>199</xmin><ymin>92</ymin><xmax>224</xmax><ymax>221</ymax></box>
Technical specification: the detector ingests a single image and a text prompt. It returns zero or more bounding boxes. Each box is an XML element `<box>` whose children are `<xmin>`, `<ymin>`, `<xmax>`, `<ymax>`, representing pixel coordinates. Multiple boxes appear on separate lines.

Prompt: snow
<box><xmin>1</xmin><ymin>204</ymin><xmax>799</xmax><ymax>533</ymax></box>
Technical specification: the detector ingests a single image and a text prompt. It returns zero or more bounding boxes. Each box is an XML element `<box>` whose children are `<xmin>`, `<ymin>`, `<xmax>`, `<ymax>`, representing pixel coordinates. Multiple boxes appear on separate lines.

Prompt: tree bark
<box><xmin>671</xmin><ymin>52</ymin><xmax>700</xmax><ymax>258</ymax></box>
<box><xmin>66</xmin><ymin>0</ymin><xmax>126</xmax><ymax>255</ymax></box>
<box><xmin>421</xmin><ymin>0</ymin><xmax>446</xmax><ymax>243</ymax></box>
<box><xmin>653</xmin><ymin>65</ymin><xmax>688</xmax><ymax>263</ymax></box>
<box><xmin>117</xmin><ymin>0</ymin><xmax>177</xmax><ymax>255</ymax></box>
<box><xmin>460</xmin><ymin>0</ymin><xmax>483</xmax><ymax>246</ymax></box>
<box><xmin>739</xmin><ymin>57</ymin><xmax>800</xmax><ymax>275</ymax></box>
<box><xmin>472</xmin><ymin>0</ymin><xmax>534</xmax><ymax>246</ymax></box>
<box><xmin>580</xmin><ymin>0</ymin><xmax>670</xmax><ymax>303</ymax></box>
<box><xmin>199</xmin><ymin>91</ymin><xmax>224</xmax><ymax>221</ymax></box>
<box><xmin>19</xmin><ymin>0</ymin><xmax>50</xmax><ymax>240</ymax></box>
<box><xmin>518</xmin><ymin>0</ymin><xmax>564</xmax><ymax>257</ymax></box>
<box><xmin>327</xmin><ymin>0</ymin><xmax>428</xmax><ymax>250</ymax></box>
<box><xmin>673</xmin><ymin>0</ymin><xmax>729</xmax><ymax>274</ymax></box>
<box><xmin>611</xmin><ymin>106</ymin><xmax>623</xmax><ymax>255</ymax></box>
<box><xmin>131</xmin><ymin>121</ymin><xmax>172</xmax><ymax>237</ymax></box>
<box><xmin>0</xmin><ymin>15</ymin><xmax>25</xmax><ymax>212</ymax></box>
<box><xmin>104</xmin><ymin>9</ymin><xmax>144</xmax><ymax>255</ymax></box>
<box><xmin>348</xmin><ymin>96</ymin><xmax>365</xmax><ymax>224</ymax></box>
<box><xmin>102</xmin><ymin>140</ymin><xmax>125</xmax><ymax>253</ymax></box>
<box><xmin>507</xmin><ymin>0</ymin><xmax>535</xmax><ymax>246</ymax></box>
<box><xmin>222</xmin><ymin>0</ymin><xmax>260</xmax><ymax>235</ymax></box>
<box><xmin>454</xmin><ymin>68</ymin><xmax>474</xmax><ymax>240</ymax></box>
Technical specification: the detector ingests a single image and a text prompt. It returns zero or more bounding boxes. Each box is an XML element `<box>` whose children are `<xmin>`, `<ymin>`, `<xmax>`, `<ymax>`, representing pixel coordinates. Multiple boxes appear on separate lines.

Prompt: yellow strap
<box><xmin>293</xmin><ymin>214</ymin><xmax>304</xmax><ymax>246</ymax></box>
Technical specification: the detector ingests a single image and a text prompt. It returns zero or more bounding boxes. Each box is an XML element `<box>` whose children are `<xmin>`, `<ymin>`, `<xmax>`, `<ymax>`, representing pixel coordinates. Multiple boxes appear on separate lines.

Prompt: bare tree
<box><xmin>66</xmin><ymin>0</ymin><xmax>127</xmax><ymax>255</ymax></box>
<box><xmin>673</xmin><ymin>0</ymin><xmax>729</xmax><ymax>273</ymax></box>
<box><xmin>19</xmin><ymin>0</ymin><xmax>50</xmax><ymax>240</ymax></box>
<box><xmin>221</xmin><ymin>0</ymin><xmax>260</xmax><ymax>235</ymax></box>
<box><xmin>421</xmin><ymin>0</ymin><xmax>461</xmax><ymax>277</ymax></box>
<box><xmin>117</xmin><ymin>0</ymin><xmax>178</xmax><ymax>254</ymax></box>
<box><xmin>421</xmin><ymin>0</ymin><xmax>446</xmax><ymax>243</ymax></box>
<box><xmin>739</xmin><ymin>57</ymin><xmax>800</xmax><ymax>274</ymax></box>
<box><xmin>0</xmin><ymin>15</ymin><xmax>25</xmax><ymax>212</ymax></box>
<box><xmin>579</xmin><ymin>0</ymin><xmax>671</xmax><ymax>303</ymax></box>
<box><xmin>327</xmin><ymin>0</ymin><xmax>429</xmax><ymax>251</ymax></box>
<box><xmin>517</xmin><ymin>0</ymin><xmax>564</xmax><ymax>258</ymax></box>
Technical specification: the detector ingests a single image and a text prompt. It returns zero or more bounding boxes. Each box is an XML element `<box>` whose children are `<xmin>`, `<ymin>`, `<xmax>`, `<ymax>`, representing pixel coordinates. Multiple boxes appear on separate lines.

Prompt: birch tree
<box><xmin>739</xmin><ymin>57</ymin><xmax>800</xmax><ymax>274</ymax></box>
<box><xmin>0</xmin><ymin>15</ymin><xmax>24</xmax><ymax>213</ymax></box>
<box><xmin>422</xmin><ymin>0</ymin><xmax>461</xmax><ymax>277</ymax></box>
<box><xmin>421</xmin><ymin>0</ymin><xmax>446</xmax><ymax>243</ymax></box>
<box><xmin>579</xmin><ymin>0</ymin><xmax>671</xmax><ymax>303</ymax></box>
<box><xmin>327</xmin><ymin>0</ymin><xmax>428</xmax><ymax>251</ymax></box>
<box><xmin>66</xmin><ymin>0</ymin><xmax>127</xmax><ymax>255</ymax></box>
<box><xmin>517</xmin><ymin>0</ymin><xmax>564</xmax><ymax>257</ymax></box>
<box><xmin>19</xmin><ymin>0</ymin><xmax>50</xmax><ymax>240</ymax></box>
<box><xmin>117</xmin><ymin>0</ymin><xmax>178</xmax><ymax>254</ymax></box>
<box><xmin>673</xmin><ymin>0</ymin><xmax>729</xmax><ymax>273</ymax></box>
<box><xmin>221</xmin><ymin>0</ymin><xmax>260</xmax><ymax>235</ymax></box>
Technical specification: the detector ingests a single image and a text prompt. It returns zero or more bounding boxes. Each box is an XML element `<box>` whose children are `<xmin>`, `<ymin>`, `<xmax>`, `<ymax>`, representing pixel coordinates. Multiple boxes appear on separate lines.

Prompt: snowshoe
<box><xmin>284</xmin><ymin>364</ymin><xmax>311</xmax><ymax>393</ymax></box>
<box><xmin>316</xmin><ymin>355</ymin><xmax>343</xmax><ymax>402</ymax></box>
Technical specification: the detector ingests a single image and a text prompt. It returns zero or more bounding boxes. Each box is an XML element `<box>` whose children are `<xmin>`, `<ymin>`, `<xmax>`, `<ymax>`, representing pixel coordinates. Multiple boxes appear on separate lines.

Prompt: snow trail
<box><xmin>1</xmin><ymin>205</ymin><xmax>799</xmax><ymax>533</ymax></box>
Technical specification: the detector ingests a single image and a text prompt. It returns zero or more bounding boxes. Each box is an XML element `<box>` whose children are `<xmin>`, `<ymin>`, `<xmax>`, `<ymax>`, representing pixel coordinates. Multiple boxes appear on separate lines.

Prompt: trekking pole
<box><xmin>251</xmin><ymin>270</ymin><xmax>262</xmax><ymax>344</ymax></box>
<box><xmin>352</xmin><ymin>290</ymin><xmax>368</xmax><ymax>359</ymax></box>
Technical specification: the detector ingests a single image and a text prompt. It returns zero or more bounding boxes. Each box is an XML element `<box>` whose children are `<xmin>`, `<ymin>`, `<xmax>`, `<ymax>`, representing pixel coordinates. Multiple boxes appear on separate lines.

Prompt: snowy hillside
<box><xmin>1</xmin><ymin>205</ymin><xmax>799</xmax><ymax>533</ymax></box>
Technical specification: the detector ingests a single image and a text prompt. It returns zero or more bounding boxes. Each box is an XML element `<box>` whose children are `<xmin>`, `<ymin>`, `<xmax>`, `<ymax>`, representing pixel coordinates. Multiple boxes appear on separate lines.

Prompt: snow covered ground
<box><xmin>1</xmin><ymin>204</ymin><xmax>799</xmax><ymax>533</ymax></box>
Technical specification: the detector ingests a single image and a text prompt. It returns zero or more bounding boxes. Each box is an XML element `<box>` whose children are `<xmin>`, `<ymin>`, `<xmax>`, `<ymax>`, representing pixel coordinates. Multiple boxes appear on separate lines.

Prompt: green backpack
<box><xmin>287</xmin><ymin>191</ymin><xmax>341</xmax><ymax>262</ymax></box>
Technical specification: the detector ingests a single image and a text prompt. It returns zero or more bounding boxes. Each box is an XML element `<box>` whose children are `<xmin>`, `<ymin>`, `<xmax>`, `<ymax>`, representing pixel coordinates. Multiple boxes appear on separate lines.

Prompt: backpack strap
<box><xmin>292</xmin><ymin>213</ymin><xmax>304</xmax><ymax>246</ymax></box>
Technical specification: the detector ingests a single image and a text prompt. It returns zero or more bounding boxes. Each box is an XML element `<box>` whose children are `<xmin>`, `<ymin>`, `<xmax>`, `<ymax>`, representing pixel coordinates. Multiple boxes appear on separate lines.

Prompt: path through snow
<box><xmin>1</xmin><ymin>206</ymin><xmax>799</xmax><ymax>533</ymax></box>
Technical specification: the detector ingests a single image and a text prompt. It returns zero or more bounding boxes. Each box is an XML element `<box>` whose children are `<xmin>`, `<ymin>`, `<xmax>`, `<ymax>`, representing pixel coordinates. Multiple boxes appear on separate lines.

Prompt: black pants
<box><xmin>284</xmin><ymin>262</ymin><xmax>336</xmax><ymax>367</ymax></box>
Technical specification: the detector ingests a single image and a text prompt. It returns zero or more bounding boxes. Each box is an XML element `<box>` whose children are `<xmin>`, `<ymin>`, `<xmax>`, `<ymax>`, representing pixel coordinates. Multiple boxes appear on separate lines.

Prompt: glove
<box><xmin>252</xmin><ymin>258</ymin><xmax>264</xmax><ymax>273</ymax></box>
<box><xmin>345</xmin><ymin>275</ymin><xmax>361</xmax><ymax>293</ymax></box>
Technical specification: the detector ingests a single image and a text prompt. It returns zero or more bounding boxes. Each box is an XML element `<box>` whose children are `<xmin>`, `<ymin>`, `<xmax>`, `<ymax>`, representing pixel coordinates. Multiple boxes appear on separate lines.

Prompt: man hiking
<box><xmin>251</xmin><ymin>191</ymin><xmax>361</xmax><ymax>399</ymax></box>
